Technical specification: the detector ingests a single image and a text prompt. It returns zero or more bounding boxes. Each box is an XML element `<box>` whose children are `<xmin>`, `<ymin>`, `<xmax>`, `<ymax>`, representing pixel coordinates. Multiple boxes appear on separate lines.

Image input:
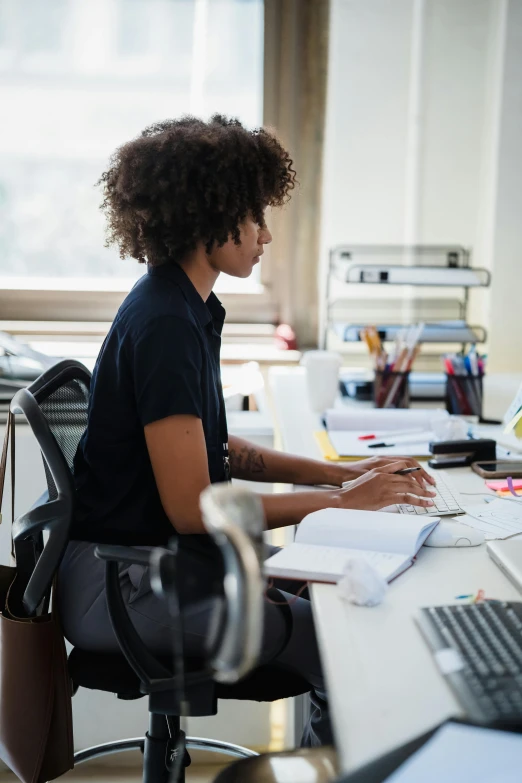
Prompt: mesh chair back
<box><xmin>38</xmin><ymin>375</ymin><xmax>90</xmax><ymax>500</ymax></box>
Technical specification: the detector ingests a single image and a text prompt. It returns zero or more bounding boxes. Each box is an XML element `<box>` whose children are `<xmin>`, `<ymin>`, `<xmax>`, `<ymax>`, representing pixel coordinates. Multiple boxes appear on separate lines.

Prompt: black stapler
<box><xmin>428</xmin><ymin>438</ymin><xmax>496</xmax><ymax>469</ymax></box>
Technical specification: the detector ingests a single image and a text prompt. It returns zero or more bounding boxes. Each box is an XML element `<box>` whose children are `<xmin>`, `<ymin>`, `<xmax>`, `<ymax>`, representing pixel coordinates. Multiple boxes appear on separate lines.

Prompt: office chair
<box><xmin>9</xmin><ymin>359</ymin><xmax>311</xmax><ymax>783</ymax></box>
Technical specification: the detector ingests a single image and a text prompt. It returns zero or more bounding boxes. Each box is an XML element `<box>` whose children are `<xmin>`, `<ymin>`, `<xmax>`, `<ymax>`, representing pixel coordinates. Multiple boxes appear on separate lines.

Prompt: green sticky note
<box><xmin>504</xmin><ymin>406</ymin><xmax>522</xmax><ymax>438</ymax></box>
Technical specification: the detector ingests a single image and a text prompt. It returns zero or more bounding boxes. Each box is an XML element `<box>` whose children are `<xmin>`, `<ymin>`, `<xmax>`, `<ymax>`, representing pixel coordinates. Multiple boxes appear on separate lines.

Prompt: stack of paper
<box><xmin>316</xmin><ymin>408</ymin><xmax>446</xmax><ymax>461</ymax></box>
<box><xmin>460</xmin><ymin>499</ymin><xmax>522</xmax><ymax>539</ymax></box>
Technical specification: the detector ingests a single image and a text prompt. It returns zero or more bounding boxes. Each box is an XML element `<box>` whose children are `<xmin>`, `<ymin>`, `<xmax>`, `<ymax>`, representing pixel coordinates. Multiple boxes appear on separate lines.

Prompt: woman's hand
<box><xmin>333</xmin><ymin>461</ymin><xmax>437</xmax><ymax>512</ymax></box>
<box><xmin>329</xmin><ymin>457</ymin><xmax>436</xmax><ymax>491</ymax></box>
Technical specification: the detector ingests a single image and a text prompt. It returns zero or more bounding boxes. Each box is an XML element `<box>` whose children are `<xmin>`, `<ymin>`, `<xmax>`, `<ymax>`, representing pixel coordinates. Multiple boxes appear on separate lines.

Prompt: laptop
<box><xmin>487</xmin><ymin>537</ymin><xmax>522</xmax><ymax>593</ymax></box>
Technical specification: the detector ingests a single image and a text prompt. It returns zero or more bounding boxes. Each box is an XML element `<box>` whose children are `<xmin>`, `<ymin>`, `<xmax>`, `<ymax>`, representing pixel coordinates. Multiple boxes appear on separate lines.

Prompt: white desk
<box><xmin>269</xmin><ymin>367</ymin><xmax>522</xmax><ymax>774</ymax></box>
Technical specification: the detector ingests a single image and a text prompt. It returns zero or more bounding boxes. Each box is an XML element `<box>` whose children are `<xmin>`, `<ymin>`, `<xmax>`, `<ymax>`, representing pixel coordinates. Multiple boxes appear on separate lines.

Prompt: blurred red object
<box><xmin>275</xmin><ymin>323</ymin><xmax>297</xmax><ymax>351</ymax></box>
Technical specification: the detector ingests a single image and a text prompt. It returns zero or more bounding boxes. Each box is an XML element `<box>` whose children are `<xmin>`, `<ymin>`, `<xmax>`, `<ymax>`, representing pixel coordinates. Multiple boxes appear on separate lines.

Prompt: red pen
<box><xmin>358</xmin><ymin>428</ymin><xmax>424</xmax><ymax>442</ymax></box>
<box><xmin>443</xmin><ymin>357</ymin><xmax>455</xmax><ymax>375</ymax></box>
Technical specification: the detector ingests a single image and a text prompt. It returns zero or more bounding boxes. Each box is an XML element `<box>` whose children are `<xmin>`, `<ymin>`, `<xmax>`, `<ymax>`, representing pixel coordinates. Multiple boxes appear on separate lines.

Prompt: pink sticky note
<box><xmin>486</xmin><ymin>478</ymin><xmax>522</xmax><ymax>491</ymax></box>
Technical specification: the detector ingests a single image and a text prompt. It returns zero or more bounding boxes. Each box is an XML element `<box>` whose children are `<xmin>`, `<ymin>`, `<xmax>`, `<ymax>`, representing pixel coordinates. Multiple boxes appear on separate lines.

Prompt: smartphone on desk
<box><xmin>471</xmin><ymin>460</ymin><xmax>522</xmax><ymax>478</ymax></box>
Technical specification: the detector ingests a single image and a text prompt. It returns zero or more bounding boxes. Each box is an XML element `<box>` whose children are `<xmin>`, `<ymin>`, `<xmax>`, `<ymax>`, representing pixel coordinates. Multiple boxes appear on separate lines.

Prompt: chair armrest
<box><xmin>95</xmin><ymin>544</ymin><xmax>152</xmax><ymax>568</ymax></box>
<box><xmin>102</xmin><ymin>558</ymin><xmax>172</xmax><ymax>688</ymax></box>
<box><xmin>94</xmin><ymin>545</ymin><xmax>212</xmax><ymax>694</ymax></box>
<box><xmin>200</xmin><ymin>485</ymin><xmax>266</xmax><ymax>684</ymax></box>
<box><xmin>14</xmin><ymin>495</ymin><xmax>70</xmax><ymax>616</ymax></box>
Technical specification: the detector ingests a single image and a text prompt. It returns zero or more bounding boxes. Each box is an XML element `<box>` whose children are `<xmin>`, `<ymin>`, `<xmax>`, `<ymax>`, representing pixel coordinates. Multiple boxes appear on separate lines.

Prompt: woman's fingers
<box><xmin>389</xmin><ymin>475</ymin><xmax>436</xmax><ymax>497</ymax></box>
<box><xmin>385</xmin><ymin>456</ymin><xmax>437</xmax><ymax>487</ymax></box>
<box><xmin>342</xmin><ymin>465</ymin><xmax>438</xmax><ymax>511</ymax></box>
<box><xmin>368</xmin><ymin>460</ymin><xmax>410</xmax><ymax>475</ymax></box>
<box><xmin>397</xmin><ymin>492</ymin><xmax>435</xmax><ymax>507</ymax></box>
<box><xmin>368</xmin><ymin>461</ymin><xmax>436</xmax><ymax>489</ymax></box>
<box><xmin>384</xmin><ymin>476</ymin><xmax>436</xmax><ymax>506</ymax></box>
<box><xmin>407</xmin><ymin>460</ymin><xmax>437</xmax><ymax>487</ymax></box>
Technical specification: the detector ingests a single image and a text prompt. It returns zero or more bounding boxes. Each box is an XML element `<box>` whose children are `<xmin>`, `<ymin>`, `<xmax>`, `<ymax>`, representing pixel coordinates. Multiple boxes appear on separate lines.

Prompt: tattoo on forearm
<box><xmin>229</xmin><ymin>446</ymin><xmax>267</xmax><ymax>477</ymax></box>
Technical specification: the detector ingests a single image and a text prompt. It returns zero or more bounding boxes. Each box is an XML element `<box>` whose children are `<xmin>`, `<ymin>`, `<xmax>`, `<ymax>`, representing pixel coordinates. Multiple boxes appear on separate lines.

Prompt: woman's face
<box><xmin>208</xmin><ymin>215</ymin><xmax>272</xmax><ymax>278</ymax></box>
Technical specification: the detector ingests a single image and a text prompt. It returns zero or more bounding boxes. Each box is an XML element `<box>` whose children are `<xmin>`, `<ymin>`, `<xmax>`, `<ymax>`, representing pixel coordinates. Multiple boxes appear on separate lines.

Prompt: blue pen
<box><xmin>469</xmin><ymin>347</ymin><xmax>479</xmax><ymax>377</ymax></box>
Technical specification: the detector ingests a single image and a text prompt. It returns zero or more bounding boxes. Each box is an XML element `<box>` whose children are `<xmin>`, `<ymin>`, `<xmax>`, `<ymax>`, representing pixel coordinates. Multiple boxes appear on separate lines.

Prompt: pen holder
<box><xmin>445</xmin><ymin>374</ymin><xmax>483</xmax><ymax>418</ymax></box>
<box><xmin>374</xmin><ymin>370</ymin><xmax>410</xmax><ymax>409</ymax></box>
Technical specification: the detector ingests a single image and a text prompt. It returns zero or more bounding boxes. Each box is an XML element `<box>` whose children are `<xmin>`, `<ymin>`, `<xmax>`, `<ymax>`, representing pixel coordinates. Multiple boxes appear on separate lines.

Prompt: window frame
<box><xmin>0</xmin><ymin>283</ymin><xmax>278</xmax><ymax>324</ymax></box>
<box><xmin>0</xmin><ymin>0</ymin><xmax>328</xmax><ymax>340</ymax></box>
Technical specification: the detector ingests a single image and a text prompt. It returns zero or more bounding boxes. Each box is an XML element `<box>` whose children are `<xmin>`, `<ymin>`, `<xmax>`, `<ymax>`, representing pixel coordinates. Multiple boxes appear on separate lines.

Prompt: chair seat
<box><xmin>68</xmin><ymin>647</ymin><xmax>311</xmax><ymax>703</ymax></box>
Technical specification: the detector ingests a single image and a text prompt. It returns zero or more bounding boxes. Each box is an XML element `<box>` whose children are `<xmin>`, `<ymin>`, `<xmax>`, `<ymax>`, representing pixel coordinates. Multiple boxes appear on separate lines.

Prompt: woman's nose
<box><xmin>260</xmin><ymin>226</ymin><xmax>272</xmax><ymax>245</ymax></box>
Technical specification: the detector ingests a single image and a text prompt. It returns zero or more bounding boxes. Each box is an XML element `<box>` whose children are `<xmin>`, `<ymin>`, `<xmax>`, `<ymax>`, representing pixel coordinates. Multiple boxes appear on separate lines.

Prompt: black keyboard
<box><xmin>417</xmin><ymin>602</ymin><xmax>522</xmax><ymax>725</ymax></box>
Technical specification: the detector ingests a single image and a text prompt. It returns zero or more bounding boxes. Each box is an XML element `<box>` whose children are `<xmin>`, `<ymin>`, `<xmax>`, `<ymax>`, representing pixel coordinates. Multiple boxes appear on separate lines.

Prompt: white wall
<box><xmin>481</xmin><ymin>0</ymin><xmax>522</xmax><ymax>371</ymax></box>
<box><xmin>418</xmin><ymin>0</ymin><xmax>492</xmax><ymax>243</ymax></box>
<box><xmin>321</xmin><ymin>0</ymin><xmax>522</xmax><ymax>371</ymax></box>
<box><xmin>321</xmin><ymin>0</ymin><xmax>412</xmax><ymax>246</ymax></box>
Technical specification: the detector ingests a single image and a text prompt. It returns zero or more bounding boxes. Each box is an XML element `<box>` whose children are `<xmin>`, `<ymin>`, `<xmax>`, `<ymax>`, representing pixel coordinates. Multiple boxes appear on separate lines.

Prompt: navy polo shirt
<box><xmin>71</xmin><ymin>263</ymin><xmax>230</xmax><ymax>556</ymax></box>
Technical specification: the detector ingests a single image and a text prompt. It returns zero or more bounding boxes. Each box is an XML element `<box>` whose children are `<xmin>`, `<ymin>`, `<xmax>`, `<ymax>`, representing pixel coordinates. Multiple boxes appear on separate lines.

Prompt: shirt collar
<box><xmin>147</xmin><ymin>263</ymin><xmax>225</xmax><ymax>327</ymax></box>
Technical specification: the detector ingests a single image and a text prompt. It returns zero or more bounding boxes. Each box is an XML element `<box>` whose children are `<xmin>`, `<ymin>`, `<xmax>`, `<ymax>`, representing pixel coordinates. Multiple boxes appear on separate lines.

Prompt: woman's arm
<box><xmin>145</xmin><ymin>418</ymin><xmax>436</xmax><ymax>535</ymax></box>
<box><xmin>228</xmin><ymin>435</ymin><xmax>436</xmax><ymax>488</ymax></box>
<box><xmin>228</xmin><ymin>434</ymin><xmax>339</xmax><ymax>485</ymax></box>
<box><xmin>145</xmin><ymin>414</ymin><xmax>211</xmax><ymax>534</ymax></box>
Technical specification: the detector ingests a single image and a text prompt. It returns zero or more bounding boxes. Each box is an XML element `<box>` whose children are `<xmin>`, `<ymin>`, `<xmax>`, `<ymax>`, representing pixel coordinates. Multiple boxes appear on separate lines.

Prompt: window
<box><xmin>0</xmin><ymin>0</ymin><xmax>265</xmax><ymax>309</ymax></box>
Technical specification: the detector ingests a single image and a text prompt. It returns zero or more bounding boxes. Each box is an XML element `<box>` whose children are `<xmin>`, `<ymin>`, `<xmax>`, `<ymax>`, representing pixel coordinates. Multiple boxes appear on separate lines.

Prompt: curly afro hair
<box><xmin>98</xmin><ymin>114</ymin><xmax>296</xmax><ymax>266</ymax></box>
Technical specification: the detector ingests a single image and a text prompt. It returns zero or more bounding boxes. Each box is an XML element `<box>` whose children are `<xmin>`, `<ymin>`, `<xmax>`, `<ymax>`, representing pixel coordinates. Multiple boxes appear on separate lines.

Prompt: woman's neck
<box><xmin>179</xmin><ymin>248</ymin><xmax>219</xmax><ymax>302</ymax></box>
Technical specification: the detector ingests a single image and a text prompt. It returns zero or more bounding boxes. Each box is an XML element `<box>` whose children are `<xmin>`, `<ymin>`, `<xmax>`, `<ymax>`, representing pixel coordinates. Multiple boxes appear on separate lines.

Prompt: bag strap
<box><xmin>0</xmin><ymin>413</ymin><xmax>10</xmax><ymax>522</ymax></box>
<box><xmin>0</xmin><ymin>411</ymin><xmax>16</xmax><ymax>560</ymax></box>
<box><xmin>0</xmin><ymin>411</ymin><xmax>14</xmax><ymax>524</ymax></box>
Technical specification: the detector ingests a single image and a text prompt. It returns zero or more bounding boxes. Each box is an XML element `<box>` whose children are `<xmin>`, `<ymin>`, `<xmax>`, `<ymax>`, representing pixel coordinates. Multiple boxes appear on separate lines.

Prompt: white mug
<box><xmin>301</xmin><ymin>351</ymin><xmax>342</xmax><ymax>413</ymax></box>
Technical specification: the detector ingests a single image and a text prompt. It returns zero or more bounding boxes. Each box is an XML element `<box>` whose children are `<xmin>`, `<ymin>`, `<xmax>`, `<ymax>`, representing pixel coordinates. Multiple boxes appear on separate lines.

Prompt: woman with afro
<box><xmin>58</xmin><ymin>115</ymin><xmax>436</xmax><ymax>747</ymax></box>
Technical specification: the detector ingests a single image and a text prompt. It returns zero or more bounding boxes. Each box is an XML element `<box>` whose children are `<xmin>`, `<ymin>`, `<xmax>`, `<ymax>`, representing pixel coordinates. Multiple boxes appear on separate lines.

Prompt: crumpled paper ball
<box><xmin>337</xmin><ymin>557</ymin><xmax>388</xmax><ymax>607</ymax></box>
<box><xmin>431</xmin><ymin>411</ymin><xmax>468</xmax><ymax>441</ymax></box>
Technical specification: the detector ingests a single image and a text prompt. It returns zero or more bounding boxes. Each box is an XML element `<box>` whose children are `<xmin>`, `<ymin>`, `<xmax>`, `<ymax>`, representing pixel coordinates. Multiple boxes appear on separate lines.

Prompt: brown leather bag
<box><xmin>0</xmin><ymin>411</ymin><xmax>74</xmax><ymax>783</ymax></box>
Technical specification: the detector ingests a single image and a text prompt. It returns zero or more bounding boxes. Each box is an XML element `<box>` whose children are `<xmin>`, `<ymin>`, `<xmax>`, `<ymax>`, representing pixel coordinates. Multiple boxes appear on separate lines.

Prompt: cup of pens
<box><xmin>444</xmin><ymin>350</ymin><xmax>485</xmax><ymax>419</ymax></box>
<box><xmin>361</xmin><ymin>324</ymin><xmax>423</xmax><ymax>409</ymax></box>
<box><xmin>374</xmin><ymin>369</ymin><xmax>410</xmax><ymax>408</ymax></box>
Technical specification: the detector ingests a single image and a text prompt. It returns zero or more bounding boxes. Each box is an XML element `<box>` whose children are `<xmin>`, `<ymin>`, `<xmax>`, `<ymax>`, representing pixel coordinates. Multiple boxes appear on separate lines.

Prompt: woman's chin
<box><xmin>224</xmin><ymin>265</ymin><xmax>254</xmax><ymax>279</ymax></box>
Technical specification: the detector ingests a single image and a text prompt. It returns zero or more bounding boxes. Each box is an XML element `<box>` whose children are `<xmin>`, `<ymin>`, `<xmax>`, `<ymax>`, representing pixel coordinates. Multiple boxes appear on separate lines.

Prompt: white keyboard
<box><xmin>397</xmin><ymin>472</ymin><xmax>464</xmax><ymax>516</ymax></box>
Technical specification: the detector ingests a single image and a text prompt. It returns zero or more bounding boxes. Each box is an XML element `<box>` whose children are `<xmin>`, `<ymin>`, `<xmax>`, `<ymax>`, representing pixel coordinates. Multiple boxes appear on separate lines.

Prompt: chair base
<box><xmin>186</xmin><ymin>737</ymin><xmax>258</xmax><ymax>759</ymax></box>
<box><xmin>74</xmin><ymin>738</ymin><xmax>144</xmax><ymax>765</ymax></box>
<box><xmin>74</xmin><ymin>736</ymin><xmax>259</xmax><ymax>766</ymax></box>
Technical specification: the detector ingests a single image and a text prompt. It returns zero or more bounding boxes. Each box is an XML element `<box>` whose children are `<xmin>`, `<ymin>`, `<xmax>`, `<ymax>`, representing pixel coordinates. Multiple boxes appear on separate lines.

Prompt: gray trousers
<box><xmin>58</xmin><ymin>541</ymin><xmax>332</xmax><ymax>747</ymax></box>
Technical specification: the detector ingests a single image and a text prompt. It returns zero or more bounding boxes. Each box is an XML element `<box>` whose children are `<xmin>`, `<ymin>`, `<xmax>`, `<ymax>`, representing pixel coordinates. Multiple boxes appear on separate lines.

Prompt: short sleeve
<box><xmin>132</xmin><ymin>316</ymin><xmax>204</xmax><ymax>427</ymax></box>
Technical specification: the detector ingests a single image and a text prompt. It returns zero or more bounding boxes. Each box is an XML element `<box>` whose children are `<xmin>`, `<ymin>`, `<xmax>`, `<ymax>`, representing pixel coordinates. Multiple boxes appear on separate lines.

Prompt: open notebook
<box><xmin>265</xmin><ymin>509</ymin><xmax>439</xmax><ymax>584</ymax></box>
